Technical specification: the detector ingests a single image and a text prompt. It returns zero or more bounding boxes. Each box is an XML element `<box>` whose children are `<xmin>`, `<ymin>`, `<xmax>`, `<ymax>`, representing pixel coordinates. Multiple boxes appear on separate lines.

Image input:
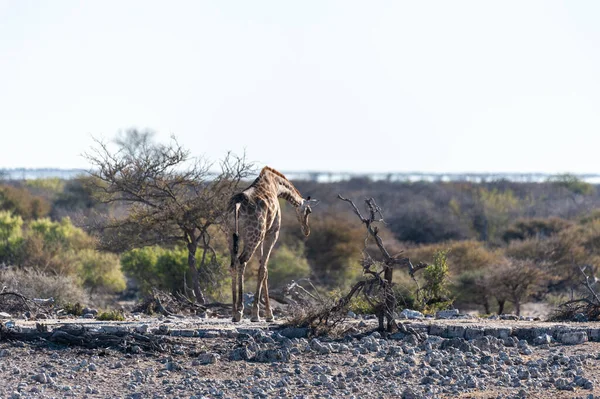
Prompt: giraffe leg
<box><xmin>234</xmin><ymin>234</ymin><xmax>262</xmax><ymax>322</ymax></box>
<box><xmin>260</xmin><ymin>228</ymin><xmax>279</xmax><ymax>322</ymax></box>
<box><xmin>234</xmin><ymin>262</ymin><xmax>247</xmax><ymax>322</ymax></box>
<box><xmin>230</xmin><ymin>260</ymin><xmax>238</xmax><ymax>322</ymax></box>
<box><xmin>251</xmin><ymin>243</ymin><xmax>265</xmax><ymax>322</ymax></box>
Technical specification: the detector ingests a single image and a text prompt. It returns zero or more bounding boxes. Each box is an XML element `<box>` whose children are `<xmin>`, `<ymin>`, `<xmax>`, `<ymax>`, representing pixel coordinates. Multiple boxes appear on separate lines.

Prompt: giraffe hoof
<box><xmin>265</xmin><ymin>316</ymin><xmax>274</xmax><ymax>322</ymax></box>
<box><xmin>232</xmin><ymin>313</ymin><xmax>242</xmax><ymax>323</ymax></box>
<box><xmin>250</xmin><ymin>315</ymin><xmax>261</xmax><ymax>322</ymax></box>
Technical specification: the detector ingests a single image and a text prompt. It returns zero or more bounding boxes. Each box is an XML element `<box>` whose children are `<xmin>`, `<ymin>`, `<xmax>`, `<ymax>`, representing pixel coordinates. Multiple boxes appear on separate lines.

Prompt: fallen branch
<box><xmin>0</xmin><ymin>291</ymin><xmax>54</xmax><ymax>314</ymax></box>
<box><xmin>0</xmin><ymin>323</ymin><xmax>173</xmax><ymax>353</ymax></box>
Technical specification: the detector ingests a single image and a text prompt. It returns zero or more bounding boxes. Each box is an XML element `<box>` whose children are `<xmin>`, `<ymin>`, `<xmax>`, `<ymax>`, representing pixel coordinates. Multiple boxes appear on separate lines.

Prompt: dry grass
<box><xmin>0</xmin><ymin>267</ymin><xmax>88</xmax><ymax>311</ymax></box>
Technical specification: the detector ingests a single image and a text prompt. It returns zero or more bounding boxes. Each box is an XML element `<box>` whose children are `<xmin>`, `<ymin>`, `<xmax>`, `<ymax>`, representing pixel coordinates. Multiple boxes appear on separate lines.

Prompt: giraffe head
<box><xmin>297</xmin><ymin>196</ymin><xmax>319</xmax><ymax>236</ymax></box>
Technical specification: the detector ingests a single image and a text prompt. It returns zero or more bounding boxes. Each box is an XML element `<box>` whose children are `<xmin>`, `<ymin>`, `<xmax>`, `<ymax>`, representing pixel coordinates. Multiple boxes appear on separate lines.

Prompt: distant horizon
<box><xmin>4</xmin><ymin>166</ymin><xmax>600</xmax><ymax>174</ymax></box>
<box><xmin>3</xmin><ymin>167</ymin><xmax>600</xmax><ymax>184</ymax></box>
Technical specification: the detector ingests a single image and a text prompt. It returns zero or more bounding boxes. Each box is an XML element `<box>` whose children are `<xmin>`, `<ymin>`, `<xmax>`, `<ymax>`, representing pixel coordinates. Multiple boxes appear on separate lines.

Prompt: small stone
<box><xmin>82</xmin><ymin>308</ymin><xmax>98</xmax><ymax>316</ymax></box>
<box><xmin>0</xmin><ymin>349</ymin><xmax>9</xmax><ymax>357</ymax></box>
<box><xmin>402</xmin><ymin>387</ymin><xmax>419</xmax><ymax>399</ymax></box>
<box><xmin>533</xmin><ymin>334</ymin><xmax>552</xmax><ymax>345</ymax></box>
<box><xmin>33</xmin><ymin>373</ymin><xmax>48</xmax><ymax>384</ymax></box>
<box><xmin>0</xmin><ymin>312</ymin><xmax>11</xmax><ymax>319</ymax></box>
<box><xmin>83</xmin><ymin>313</ymin><xmax>95</xmax><ymax>319</ymax></box>
<box><xmin>158</xmin><ymin>324</ymin><xmax>170</xmax><ymax>335</ymax></box>
<box><xmin>88</xmin><ymin>363</ymin><xmax>97</xmax><ymax>372</ymax></box>
<box><xmin>165</xmin><ymin>361</ymin><xmax>181</xmax><ymax>371</ymax></box>
<box><xmin>573</xmin><ymin>313</ymin><xmax>588</xmax><ymax>322</ymax></box>
<box><xmin>310</xmin><ymin>339</ymin><xmax>331</xmax><ymax>355</ymax></box>
<box><xmin>400</xmin><ymin>309</ymin><xmax>424</xmax><ymax>319</ymax></box>
<box><xmin>135</xmin><ymin>324</ymin><xmax>149</xmax><ymax>334</ymax></box>
<box><xmin>197</xmin><ymin>353</ymin><xmax>220</xmax><ymax>365</ymax></box>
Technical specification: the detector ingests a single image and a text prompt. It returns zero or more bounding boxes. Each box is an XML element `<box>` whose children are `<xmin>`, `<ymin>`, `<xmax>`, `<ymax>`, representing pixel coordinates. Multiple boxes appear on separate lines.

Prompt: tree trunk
<box><xmin>497</xmin><ymin>298</ymin><xmax>505</xmax><ymax>315</ymax></box>
<box><xmin>514</xmin><ymin>300</ymin><xmax>521</xmax><ymax>316</ymax></box>
<box><xmin>483</xmin><ymin>297</ymin><xmax>490</xmax><ymax>315</ymax></box>
<box><xmin>383</xmin><ymin>263</ymin><xmax>395</xmax><ymax>332</ymax></box>
<box><xmin>187</xmin><ymin>242</ymin><xmax>205</xmax><ymax>305</ymax></box>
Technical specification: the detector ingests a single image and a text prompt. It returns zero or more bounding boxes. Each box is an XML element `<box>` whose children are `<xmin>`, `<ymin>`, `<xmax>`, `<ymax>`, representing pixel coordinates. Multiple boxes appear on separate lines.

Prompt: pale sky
<box><xmin>1</xmin><ymin>1</ymin><xmax>599</xmax><ymax>173</ymax></box>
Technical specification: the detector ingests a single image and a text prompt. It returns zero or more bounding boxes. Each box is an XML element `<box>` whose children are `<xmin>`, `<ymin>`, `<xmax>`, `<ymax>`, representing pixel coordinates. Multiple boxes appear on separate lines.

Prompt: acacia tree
<box><xmin>85</xmin><ymin>130</ymin><xmax>252</xmax><ymax>304</ymax></box>
<box><xmin>491</xmin><ymin>258</ymin><xmax>544</xmax><ymax>315</ymax></box>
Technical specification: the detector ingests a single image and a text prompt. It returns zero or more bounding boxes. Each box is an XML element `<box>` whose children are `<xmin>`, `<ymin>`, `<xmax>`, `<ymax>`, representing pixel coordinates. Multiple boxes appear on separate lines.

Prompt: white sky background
<box><xmin>1</xmin><ymin>1</ymin><xmax>599</xmax><ymax>173</ymax></box>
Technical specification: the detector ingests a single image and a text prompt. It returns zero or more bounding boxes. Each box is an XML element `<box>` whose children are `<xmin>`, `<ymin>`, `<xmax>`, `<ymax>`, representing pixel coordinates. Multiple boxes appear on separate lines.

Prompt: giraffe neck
<box><xmin>274</xmin><ymin>176</ymin><xmax>303</xmax><ymax>207</ymax></box>
<box><xmin>260</xmin><ymin>167</ymin><xmax>304</xmax><ymax>207</ymax></box>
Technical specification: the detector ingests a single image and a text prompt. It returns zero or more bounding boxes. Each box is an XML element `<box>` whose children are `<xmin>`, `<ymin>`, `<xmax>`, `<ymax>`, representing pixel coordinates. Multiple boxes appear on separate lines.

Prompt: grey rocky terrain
<box><xmin>1</xmin><ymin>315</ymin><xmax>600</xmax><ymax>399</ymax></box>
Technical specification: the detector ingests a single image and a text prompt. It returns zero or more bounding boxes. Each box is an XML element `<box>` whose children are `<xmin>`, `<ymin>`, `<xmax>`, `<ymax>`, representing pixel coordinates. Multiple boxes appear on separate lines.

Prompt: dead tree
<box><xmin>552</xmin><ymin>264</ymin><xmax>600</xmax><ymax>321</ymax></box>
<box><xmin>336</xmin><ymin>195</ymin><xmax>427</xmax><ymax>333</ymax></box>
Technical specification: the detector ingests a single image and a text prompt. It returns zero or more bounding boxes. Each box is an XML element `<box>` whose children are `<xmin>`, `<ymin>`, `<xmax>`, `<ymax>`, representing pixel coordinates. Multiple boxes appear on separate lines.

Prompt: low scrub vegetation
<box><xmin>96</xmin><ymin>310</ymin><xmax>125</xmax><ymax>321</ymax></box>
<box><xmin>1</xmin><ymin>132</ymin><xmax>599</xmax><ymax>318</ymax></box>
<box><xmin>0</xmin><ymin>268</ymin><xmax>87</xmax><ymax>307</ymax></box>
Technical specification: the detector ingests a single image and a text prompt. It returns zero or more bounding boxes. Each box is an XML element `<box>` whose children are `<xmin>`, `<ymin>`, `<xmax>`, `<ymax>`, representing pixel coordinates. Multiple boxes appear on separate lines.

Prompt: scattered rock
<box><xmin>197</xmin><ymin>353</ymin><xmax>220</xmax><ymax>365</ymax></box>
<box><xmin>32</xmin><ymin>373</ymin><xmax>48</xmax><ymax>384</ymax></box>
<box><xmin>400</xmin><ymin>309</ymin><xmax>424</xmax><ymax>320</ymax></box>
<box><xmin>253</xmin><ymin>349</ymin><xmax>289</xmax><ymax>363</ymax></box>
<box><xmin>444</xmin><ymin>325</ymin><xmax>465</xmax><ymax>339</ymax></box>
<box><xmin>135</xmin><ymin>324</ymin><xmax>149</xmax><ymax>334</ymax></box>
<box><xmin>533</xmin><ymin>334</ymin><xmax>552</xmax><ymax>346</ymax></box>
<box><xmin>82</xmin><ymin>308</ymin><xmax>98</xmax><ymax>316</ymax></box>
<box><xmin>557</xmin><ymin>331</ymin><xmax>588</xmax><ymax>345</ymax></box>
<box><xmin>436</xmin><ymin>309</ymin><xmax>459</xmax><ymax>319</ymax></box>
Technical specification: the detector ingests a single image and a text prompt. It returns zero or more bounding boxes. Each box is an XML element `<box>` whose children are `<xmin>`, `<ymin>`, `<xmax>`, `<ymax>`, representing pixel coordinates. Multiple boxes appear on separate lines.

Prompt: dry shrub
<box><xmin>502</xmin><ymin>217</ymin><xmax>574</xmax><ymax>243</ymax></box>
<box><xmin>284</xmin><ymin>295</ymin><xmax>350</xmax><ymax>336</ymax></box>
<box><xmin>0</xmin><ymin>267</ymin><xmax>88</xmax><ymax>307</ymax></box>
<box><xmin>405</xmin><ymin>240</ymin><xmax>500</xmax><ymax>276</ymax></box>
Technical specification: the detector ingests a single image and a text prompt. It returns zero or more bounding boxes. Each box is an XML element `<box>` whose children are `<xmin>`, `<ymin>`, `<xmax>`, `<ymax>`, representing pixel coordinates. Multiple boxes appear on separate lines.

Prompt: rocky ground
<box><xmin>1</xmin><ymin>314</ymin><xmax>600</xmax><ymax>399</ymax></box>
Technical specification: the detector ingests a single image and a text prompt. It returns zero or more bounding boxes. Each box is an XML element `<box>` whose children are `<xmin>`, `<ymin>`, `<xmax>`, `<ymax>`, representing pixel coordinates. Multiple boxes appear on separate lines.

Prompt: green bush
<box><xmin>0</xmin><ymin>216</ymin><xmax>126</xmax><ymax>295</ymax></box>
<box><xmin>63</xmin><ymin>302</ymin><xmax>85</xmax><ymax>316</ymax></box>
<box><xmin>419</xmin><ymin>250</ymin><xmax>453</xmax><ymax>313</ymax></box>
<box><xmin>121</xmin><ymin>246</ymin><xmax>189</xmax><ymax>295</ymax></box>
<box><xmin>348</xmin><ymin>295</ymin><xmax>376</xmax><ymax>315</ymax></box>
<box><xmin>78</xmin><ymin>249</ymin><xmax>126</xmax><ymax>294</ymax></box>
<box><xmin>96</xmin><ymin>310</ymin><xmax>125</xmax><ymax>321</ymax></box>
<box><xmin>267</xmin><ymin>243</ymin><xmax>311</xmax><ymax>289</ymax></box>
<box><xmin>0</xmin><ymin>211</ymin><xmax>24</xmax><ymax>264</ymax></box>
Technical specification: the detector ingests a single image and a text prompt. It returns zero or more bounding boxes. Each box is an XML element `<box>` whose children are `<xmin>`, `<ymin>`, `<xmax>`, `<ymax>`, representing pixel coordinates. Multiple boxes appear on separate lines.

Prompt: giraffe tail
<box><xmin>232</xmin><ymin>201</ymin><xmax>241</xmax><ymax>258</ymax></box>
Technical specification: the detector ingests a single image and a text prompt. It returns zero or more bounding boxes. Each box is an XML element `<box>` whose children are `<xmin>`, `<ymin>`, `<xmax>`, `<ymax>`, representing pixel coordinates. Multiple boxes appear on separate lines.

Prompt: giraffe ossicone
<box><xmin>228</xmin><ymin>166</ymin><xmax>318</xmax><ymax>322</ymax></box>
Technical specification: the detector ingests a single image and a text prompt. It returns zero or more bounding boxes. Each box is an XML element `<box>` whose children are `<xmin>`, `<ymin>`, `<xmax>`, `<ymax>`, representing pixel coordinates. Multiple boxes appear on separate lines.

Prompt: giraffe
<box><xmin>228</xmin><ymin>166</ymin><xmax>318</xmax><ymax>322</ymax></box>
